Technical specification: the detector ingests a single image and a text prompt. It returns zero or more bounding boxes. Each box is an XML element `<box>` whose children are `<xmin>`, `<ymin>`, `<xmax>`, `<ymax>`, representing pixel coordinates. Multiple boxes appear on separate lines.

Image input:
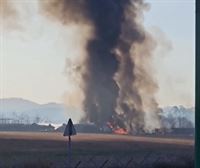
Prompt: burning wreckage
<box><xmin>56</xmin><ymin>123</ymin><xmax>127</xmax><ymax>135</ymax></box>
<box><xmin>56</xmin><ymin>122</ymin><xmax>194</xmax><ymax>137</ymax></box>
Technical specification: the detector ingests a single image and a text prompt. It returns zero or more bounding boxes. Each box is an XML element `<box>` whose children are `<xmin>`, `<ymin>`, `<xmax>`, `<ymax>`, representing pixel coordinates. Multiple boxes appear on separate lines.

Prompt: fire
<box><xmin>114</xmin><ymin>128</ymin><xmax>128</xmax><ymax>135</ymax></box>
<box><xmin>107</xmin><ymin>122</ymin><xmax>128</xmax><ymax>135</ymax></box>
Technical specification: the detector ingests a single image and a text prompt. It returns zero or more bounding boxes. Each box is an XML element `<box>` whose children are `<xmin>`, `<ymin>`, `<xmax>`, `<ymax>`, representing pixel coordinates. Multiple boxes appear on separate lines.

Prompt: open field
<box><xmin>0</xmin><ymin>132</ymin><xmax>194</xmax><ymax>168</ymax></box>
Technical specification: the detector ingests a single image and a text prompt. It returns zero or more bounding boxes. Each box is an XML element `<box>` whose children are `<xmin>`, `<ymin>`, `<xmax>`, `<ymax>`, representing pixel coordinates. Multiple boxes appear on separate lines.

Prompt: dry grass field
<box><xmin>0</xmin><ymin>132</ymin><xmax>194</xmax><ymax>168</ymax></box>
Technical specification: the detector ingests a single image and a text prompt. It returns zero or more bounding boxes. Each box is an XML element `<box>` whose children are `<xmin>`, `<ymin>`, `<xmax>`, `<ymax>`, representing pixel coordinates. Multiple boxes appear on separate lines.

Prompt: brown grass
<box><xmin>0</xmin><ymin>132</ymin><xmax>194</xmax><ymax>167</ymax></box>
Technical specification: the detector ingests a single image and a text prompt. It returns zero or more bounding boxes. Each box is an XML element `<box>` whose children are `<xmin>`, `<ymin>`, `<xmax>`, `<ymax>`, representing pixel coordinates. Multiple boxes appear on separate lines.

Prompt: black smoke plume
<box><xmin>41</xmin><ymin>0</ymin><xmax>160</xmax><ymax>133</ymax></box>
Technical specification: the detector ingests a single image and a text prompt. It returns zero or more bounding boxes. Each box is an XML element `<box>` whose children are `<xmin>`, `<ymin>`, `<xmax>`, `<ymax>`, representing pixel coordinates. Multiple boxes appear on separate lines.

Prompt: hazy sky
<box><xmin>0</xmin><ymin>0</ymin><xmax>195</xmax><ymax>107</ymax></box>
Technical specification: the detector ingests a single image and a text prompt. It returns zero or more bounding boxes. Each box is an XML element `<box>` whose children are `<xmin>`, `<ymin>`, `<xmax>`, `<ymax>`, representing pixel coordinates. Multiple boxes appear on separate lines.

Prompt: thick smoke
<box><xmin>0</xmin><ymin>0</ymin><xmax>15</xmax><ymax>17</ymax></box>
<box><xmin>81</xmin><ymin>1</ymin><xmax>129</xmax><ymax>127</ymax></box>
<box><xmin>41</xmin><ymin>0</ymin><xmax>160</xmax><ymax>133</ymax></box>
<box><xmin>0</xmin><ymin>0</ymin><xmax>18</xmax><ymax>28</ymax></box>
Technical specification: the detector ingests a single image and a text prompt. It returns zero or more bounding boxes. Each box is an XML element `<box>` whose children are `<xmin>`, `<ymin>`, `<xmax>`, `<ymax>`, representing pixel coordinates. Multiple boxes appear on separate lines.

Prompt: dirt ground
<box><xmin>0</xmin><ymin>132</ymin><xmax>194</xmax><ymax>168</ymax></box>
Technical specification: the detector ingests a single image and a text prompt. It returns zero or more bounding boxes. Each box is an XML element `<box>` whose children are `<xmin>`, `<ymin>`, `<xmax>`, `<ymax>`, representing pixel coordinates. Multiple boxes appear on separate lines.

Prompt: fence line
<box><xmin>63</xmin><ymin>152</ymin><xmax>194</xmax><ymax>168</ymax></box>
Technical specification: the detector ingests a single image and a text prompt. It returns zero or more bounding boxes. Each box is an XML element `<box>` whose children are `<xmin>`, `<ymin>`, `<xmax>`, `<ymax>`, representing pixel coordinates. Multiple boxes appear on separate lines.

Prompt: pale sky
<box><xmin>0</xmin><ymin>0</ymin><xmax>195</xmax><ymax>108</ymax></box>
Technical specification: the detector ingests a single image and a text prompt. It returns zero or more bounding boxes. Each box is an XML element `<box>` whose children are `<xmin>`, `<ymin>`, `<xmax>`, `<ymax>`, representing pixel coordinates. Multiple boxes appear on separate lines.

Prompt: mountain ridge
<box><xmin>0</xmin><ymin>98</ymin><xmax>80</xmax><ymax>124</ymax></box>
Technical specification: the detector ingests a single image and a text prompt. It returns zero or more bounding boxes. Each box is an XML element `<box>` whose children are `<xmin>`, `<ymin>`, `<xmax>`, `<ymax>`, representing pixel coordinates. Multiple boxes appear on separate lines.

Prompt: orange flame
<box><xmin>107</xmin><ymin>122</ymin><xmax>128</xmax><ymax>135</ymax></box>
<box><xmin>114</xmin><ymin>128</ymin><xmax>128</xmax><ymax>135</ymax></box>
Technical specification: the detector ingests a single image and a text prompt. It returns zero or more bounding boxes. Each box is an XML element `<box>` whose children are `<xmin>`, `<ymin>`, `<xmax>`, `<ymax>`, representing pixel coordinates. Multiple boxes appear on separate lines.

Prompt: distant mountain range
<box><xmin>0</xmin><ymin>98</ymin><xmax>195</xmax><ymax>128</ymax></box>
<box><xmin>0</xmin><ymin>98</ymin><xmax>80</xmax><ymax>124</ymax></box>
